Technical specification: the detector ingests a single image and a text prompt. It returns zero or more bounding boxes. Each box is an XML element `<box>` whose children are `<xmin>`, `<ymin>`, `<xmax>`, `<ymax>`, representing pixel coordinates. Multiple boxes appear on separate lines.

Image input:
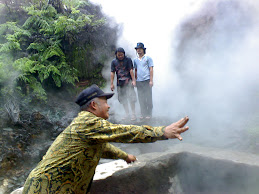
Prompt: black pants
<box><xmin>136</xmin><ymin>80</ymin><xmax>153</xmax><ymax>117</ymax></box>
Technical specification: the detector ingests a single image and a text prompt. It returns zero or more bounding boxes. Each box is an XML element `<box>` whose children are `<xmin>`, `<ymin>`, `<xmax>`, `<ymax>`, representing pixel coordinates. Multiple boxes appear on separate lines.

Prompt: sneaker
<box><xmin>145</xmin><ymin>116</ymin><xmax>151</xmax><ymax>120</ymax></box>
<box><xmin>139</xmin><ymin>115</ymin><xmax>144</xmax><ymax>119</ymax></box>
<box><xmin>131</xmin><ymin>114</ymin><xmax>136</xmax><ymax>121</ymax></box>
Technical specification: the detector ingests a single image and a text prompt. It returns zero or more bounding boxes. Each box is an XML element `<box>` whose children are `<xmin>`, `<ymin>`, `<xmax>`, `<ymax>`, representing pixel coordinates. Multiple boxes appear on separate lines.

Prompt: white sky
<box><xmin>89</xmin><ymin>0</ymin><xmax>206</xmax><ymax>52</ymax></box>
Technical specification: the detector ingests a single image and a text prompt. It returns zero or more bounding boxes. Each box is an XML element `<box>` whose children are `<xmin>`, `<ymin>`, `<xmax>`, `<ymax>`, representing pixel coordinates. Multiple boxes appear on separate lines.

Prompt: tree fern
<box><xmin>0</xmin><ymin>0</ymin><xmax>116</xmax><ymax>101</ymax></box>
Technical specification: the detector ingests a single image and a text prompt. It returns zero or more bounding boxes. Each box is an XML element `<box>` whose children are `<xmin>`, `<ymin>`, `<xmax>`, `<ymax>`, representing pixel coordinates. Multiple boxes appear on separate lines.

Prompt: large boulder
<box><xmin>91</xmin><ymin>143</ymin><xmax>259</xmax><ymax>194</ymax></box>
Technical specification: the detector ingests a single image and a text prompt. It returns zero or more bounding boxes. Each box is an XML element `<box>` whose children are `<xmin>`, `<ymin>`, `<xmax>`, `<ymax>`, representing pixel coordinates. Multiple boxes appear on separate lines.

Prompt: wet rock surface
<box><xmin>91</xmin><ymin>144</ymin><xmax>259</xmax><ymax>194</ymax></box>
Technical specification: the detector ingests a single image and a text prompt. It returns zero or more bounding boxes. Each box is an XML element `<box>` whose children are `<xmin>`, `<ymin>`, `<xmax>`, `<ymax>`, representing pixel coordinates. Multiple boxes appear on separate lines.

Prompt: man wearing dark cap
<box><xmin>134</xmin><ymin>42</ymin><xmax>154</xmax><ymax>120</ymax></box>
<box><xmin>111</xmin><ymin>47</ymin><xmax>137</xmax><ymax>120</ymax></box>
<box><xmin>22</xmin><ymin>84</ymin><xmax>189</xmax><ymax>194</ymax></box>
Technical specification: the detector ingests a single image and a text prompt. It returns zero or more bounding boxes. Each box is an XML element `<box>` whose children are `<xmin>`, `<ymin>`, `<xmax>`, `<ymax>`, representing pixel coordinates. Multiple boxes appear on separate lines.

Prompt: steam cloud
<box><xmin>93</xmin><ymin>0</ymin><xmax>259</xmax><ymax>152</ymax></box>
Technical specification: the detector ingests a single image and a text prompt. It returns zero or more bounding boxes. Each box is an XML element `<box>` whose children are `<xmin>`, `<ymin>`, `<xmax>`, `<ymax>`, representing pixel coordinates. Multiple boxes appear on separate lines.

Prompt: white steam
<box><xmin>91</xmin><ymin>0</ymin><xmax>259</xmax><ymax>150</ymax></box>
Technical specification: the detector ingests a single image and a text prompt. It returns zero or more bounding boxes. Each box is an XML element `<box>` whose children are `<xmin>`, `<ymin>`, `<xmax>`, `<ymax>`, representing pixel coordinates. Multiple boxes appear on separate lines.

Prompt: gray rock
<box><xmin>9</xmin><ymin>144</ymin><xmax>259</xmax><ymax>194</ymax></box>
<box><xmin>91</xmin><ymin>143</ymin><xmax>259</xmax><ymax>194</ymax></box>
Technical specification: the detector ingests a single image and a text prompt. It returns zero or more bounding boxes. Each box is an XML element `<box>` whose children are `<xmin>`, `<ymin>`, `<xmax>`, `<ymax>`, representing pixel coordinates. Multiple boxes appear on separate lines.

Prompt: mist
<box><xmin>91</xmin><ymin>0</ymin><xmax>259</xmax><ymax>152</ymax></box>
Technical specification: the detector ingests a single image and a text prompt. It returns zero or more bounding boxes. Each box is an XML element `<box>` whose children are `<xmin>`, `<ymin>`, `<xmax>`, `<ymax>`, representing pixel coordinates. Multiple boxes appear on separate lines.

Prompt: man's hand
<box><xmin>163</xmin><ymin>116</ymin><xmax>189</xmax><ymax>141</ymax></box>
<box><xmin>111</xmin><ymin>83</ymin><xmax>115</xmax><ymax>91</ymax></box>
<box><xmin>132</xmin><ymin>80</ymin><xmax>136</xmax><ymax>87</ymax></box>
<box><xmin>149</xmin><ymin>80</ymin><xmax>153</xmax><ymax>87</ymax></box>
<box><xmin>125</xmin><ymin>154</ymin><xmax>137</xmax><ymax>164</ymax></box>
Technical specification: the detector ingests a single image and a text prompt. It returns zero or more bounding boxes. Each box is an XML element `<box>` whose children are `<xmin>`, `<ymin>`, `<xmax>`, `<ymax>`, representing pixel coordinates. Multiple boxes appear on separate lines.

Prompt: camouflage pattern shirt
<box><xmin>23</xmin><ymin>111</ymin><xmax>166</xmax><ymax>194</ymax></box>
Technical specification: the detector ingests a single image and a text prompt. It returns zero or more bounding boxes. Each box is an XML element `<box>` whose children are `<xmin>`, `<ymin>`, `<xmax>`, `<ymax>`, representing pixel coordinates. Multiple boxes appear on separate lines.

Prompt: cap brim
<box><xmin>99</xmin><ymin>93</ymin><xmax>114</xmax><ymax>99</ymax></box>
<box><xmin>135</xmin><ymin>47</ymin><xmax>146</xmax><ymax>49</ymax></box>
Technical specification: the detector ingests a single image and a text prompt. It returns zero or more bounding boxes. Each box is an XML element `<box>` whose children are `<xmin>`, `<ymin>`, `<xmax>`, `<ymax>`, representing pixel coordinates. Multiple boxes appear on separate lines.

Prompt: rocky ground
<box><xmin>1</xmin><ymin>90</ymin><xmax>258</xmax><ymax>194</ymax></box>
<box><xmin>91</xmin><ymin>144</ymin><xmax>259</xmax><ymax>194</ymax></box>
<box><xmin>0</xmin><ymin>90</ymin><xmax>79</xmax><ymax>194</ymax></box>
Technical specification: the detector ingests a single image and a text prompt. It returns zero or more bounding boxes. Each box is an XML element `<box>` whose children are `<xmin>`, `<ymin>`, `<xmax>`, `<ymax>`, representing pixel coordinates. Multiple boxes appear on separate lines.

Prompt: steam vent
<box><xmin>90</xmin><ymin>144</ymin><xmax>259</xmax><ymax>194</ymax></box>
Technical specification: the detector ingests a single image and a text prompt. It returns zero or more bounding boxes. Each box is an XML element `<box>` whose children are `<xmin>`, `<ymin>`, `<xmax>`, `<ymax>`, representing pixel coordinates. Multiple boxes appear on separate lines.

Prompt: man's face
<box><xmin>95</xmin><ymin>97</ymin><xmax>110</xmax><ymax>120</ymax></box>
<box><xmin>116</xmin><ymin>51</ymin><xmax>125</xmax><ymax>61</ymax></box>
<box><xmin>136</xmin><ymin>48</ymin><xmax>144</xmax><ymax>55</ymax></box>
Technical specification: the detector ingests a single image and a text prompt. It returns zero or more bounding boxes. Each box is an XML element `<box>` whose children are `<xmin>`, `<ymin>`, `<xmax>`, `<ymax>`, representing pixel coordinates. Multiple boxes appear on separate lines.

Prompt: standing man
<box><xmin>22</xmin><ymin>84</ymin><xmax>189</xmax><ymax>194</ymax></box>
<box><xmin>111</xmin><ymin>47</ymin><xmax>137</xmax><ymax>121</ymax></box>
<box><xmin>134</xmin><ymin>42</ymin><xmax>154</xmax><ymax>120</ymax></box>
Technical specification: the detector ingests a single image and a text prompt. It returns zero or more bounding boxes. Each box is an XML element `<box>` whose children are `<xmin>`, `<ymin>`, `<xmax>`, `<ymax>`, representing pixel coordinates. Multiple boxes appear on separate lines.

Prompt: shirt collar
<box><xmin>79</xmin><ymin>111</ymin><xmax>97</xmax><ymax>117</ymax></box>
<box><xmin>138</xmin><ymin>55</ymin><xmax>146</xmax><ymax>61</ymax></box>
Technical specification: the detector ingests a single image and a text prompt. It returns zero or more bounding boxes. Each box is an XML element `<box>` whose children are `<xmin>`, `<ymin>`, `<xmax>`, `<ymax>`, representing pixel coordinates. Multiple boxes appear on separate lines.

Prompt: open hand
<box><xmin>163</xmin><ymin>116</ymin><xmax>189</xmax><ymax>141</ymax></box>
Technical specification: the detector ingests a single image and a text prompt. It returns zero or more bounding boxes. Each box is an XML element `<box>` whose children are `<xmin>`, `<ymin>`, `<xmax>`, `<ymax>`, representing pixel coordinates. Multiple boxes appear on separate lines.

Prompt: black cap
<box><xmin>135</xmin><ymin>42</ymin><xmax>146</xmax><ymax>50</ymax></box>
<box><xmin>75</xmin><ymin>84</ymin><xmax>114</xmax><ymax>106</ymax></box>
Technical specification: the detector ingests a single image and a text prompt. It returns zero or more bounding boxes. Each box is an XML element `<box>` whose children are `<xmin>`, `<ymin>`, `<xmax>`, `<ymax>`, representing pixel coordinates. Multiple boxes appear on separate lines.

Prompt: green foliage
<box><xmin>0</xmin><ymin>22</ymin><xmax>31</xmax><ymax>55</ymax></box>
<box><xmin>0</xmin><ymin>55</ymin><xmax>16</xmax><ymax>85</ymax></box>
<box><xmin>63</xmin><ymin>0</ymin><xmax>90</xmax><ymax>10</ymax></box>
<box><xmin>0</xmin><ymin>0</ymin><xmax>116</xmax><ymax>100</ymax></box>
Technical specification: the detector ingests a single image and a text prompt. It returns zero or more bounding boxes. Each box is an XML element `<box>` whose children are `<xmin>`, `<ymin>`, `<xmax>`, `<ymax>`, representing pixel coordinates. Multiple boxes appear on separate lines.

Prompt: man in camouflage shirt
<box><xmin>23</xmin><ymin>84</ymin><xmax>189</xmax><ymax>194</ymax></box>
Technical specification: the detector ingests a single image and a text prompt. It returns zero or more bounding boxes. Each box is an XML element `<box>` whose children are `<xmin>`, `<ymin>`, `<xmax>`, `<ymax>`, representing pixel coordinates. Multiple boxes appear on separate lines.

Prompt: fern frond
<box><xmin>48</xmin><ymin>65</ymin><xmax>61</xmax><ymax>75</ymax></box>
<box><xmin>29</xmin><ymin>76</ymin><xmax>47</xmax><ymax>101</ymax></box>
<box><xmin>23</xmin><ymin>16</ymin><xmax>37</xmax><ymax>29</ymax></box>
<box><xmin>13</xmin><ymin>58</ymin><xmax>36</xmax><ymax>73</ymax></box>
<box><xmin>43</xmin><ymin>43</ymin><xmax>64</xmax><ymax>60</ymax></box>
<box><xmin>37</xmin><ymin>19</ymin><xmax>50</xmax><ymax>30</ymax></box>
<box><xmin>27</xmin><ymin>43</ymin><xmax>45</xmax><ymax>52</ymax></box>
<box><xmin>0</xmin><ymin>22</ymin><xmax>20</xmax><ymax>35</ymax></box>
<box><xmin>0</xmin><ymin>41</ymin><xmax>21</xmax><ymax>52</ymax></box>
<box><xmin>17</xmin><ymin>74</ymin><xmax>30</xmax><ymax>83</ymax></box>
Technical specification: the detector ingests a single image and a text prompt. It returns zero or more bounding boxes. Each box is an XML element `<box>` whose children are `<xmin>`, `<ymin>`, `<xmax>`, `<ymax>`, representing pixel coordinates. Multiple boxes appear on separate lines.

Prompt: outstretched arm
<box><xmin>77</xmin><ymin>113</ymin><xmax>189</xmax><ymax>143</ymax></box>
<box><xmin>101</xmin><ymin>143</ymin><xmax>136</xmax><ymax>163</ymax></box>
